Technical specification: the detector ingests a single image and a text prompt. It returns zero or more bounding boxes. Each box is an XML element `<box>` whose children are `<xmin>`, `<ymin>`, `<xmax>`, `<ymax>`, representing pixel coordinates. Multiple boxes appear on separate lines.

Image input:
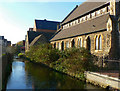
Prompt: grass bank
<box><xmin>23</xmin><ymin>43</ymin><xmax>97</xmax><ymax>81</ymax></box>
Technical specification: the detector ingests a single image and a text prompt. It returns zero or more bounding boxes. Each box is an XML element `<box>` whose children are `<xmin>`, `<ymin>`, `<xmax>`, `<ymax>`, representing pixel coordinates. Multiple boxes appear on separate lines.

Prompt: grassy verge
<box><xmin>24</xmin><ymin>43</ymin><xmax>97</xmax><ymax>81</ymax></box>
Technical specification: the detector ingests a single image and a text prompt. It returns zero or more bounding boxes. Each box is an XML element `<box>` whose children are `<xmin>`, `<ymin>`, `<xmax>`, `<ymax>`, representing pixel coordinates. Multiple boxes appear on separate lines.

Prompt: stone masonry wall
<box><xmin>51</xmin><ymin>30</ymin><xmax>112</xmax><ymax>58</ymax></box>
<box><xmin>85</xmin><ymin>71</ymin><xmax>120</xmax><ymax>90</ymax></box>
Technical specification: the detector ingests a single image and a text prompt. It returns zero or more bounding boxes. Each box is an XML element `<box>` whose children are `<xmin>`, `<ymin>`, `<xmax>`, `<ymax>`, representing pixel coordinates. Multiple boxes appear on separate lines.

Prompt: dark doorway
<box><xmin>61</xmin><ymin>41</ymin><xmax>64</xmax><ymax>51</ymax></box>
<box><xmin>71</xmin><ymin>39</ymin><xmax>75</xmax><ymax>48</ymax></box>
<box><xmin>86</xmin><ymin>36</ymin><xmax>91</xmax><ymax>51</ymax></box>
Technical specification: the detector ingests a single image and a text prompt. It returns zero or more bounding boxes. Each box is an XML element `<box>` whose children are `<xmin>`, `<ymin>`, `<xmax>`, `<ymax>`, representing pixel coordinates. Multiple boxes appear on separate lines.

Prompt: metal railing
<box><xmin>98</xmin><ymin>58</ymin><xmax>120</xmax><ymax>79</ymax></box>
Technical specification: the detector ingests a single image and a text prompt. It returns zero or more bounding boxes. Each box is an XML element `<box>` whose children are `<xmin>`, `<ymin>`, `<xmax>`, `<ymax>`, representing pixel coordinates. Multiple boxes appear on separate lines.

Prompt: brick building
<box><xmin>51</xmin><ymin>0</ymin><xmax>120</xmax><ymax>59</ymax></box>
<box><xmin>25</xmin><ymin>19</ymin><xmax>60</xmax><ymax>51</ymax></box>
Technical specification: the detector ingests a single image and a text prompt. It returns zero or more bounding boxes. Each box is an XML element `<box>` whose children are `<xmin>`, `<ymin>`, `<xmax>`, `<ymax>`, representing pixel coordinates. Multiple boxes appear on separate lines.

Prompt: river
<box><xmin>6</xmin><ymin>59</ymin><xmax>106</xmax><ymax>90</ymax></box>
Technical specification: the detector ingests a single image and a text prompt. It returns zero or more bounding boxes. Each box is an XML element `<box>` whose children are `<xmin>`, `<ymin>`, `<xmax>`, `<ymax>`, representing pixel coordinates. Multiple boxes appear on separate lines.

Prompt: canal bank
<box><xmin>2</xmin><ymin>54</ymin><xmax>13</xmax><ymax>90</ymax></box>
<box><xmin>85</xmin><ymin>71</ymin><xmax>120</xmax><ymax>90</ymax></box>
<box><xmin>24</xmin><ymin>44</ymin><xmax>120</xmax><ymax>90</ymax></box>
<box><xmin>6</xmin><ymin>59</ymin><xmax>105</xmax><ymax>90</ymax></box>
<box><xmin>26</xmin><ymin>59</ymin><xmax>120</xmax><ymax>90</ymax></box>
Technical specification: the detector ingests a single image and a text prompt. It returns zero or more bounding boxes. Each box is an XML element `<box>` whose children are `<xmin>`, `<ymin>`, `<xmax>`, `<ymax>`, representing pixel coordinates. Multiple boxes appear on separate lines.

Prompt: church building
<box><xmin>50</xmin><ymin>0</ymin><xmax>120</xmax><ymax>59</ymax></box>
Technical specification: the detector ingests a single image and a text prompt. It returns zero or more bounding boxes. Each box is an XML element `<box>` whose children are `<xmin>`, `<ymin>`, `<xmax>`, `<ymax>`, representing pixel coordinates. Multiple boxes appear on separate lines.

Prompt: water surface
<box><xmin>6</xmin><ymin>59</ymin><xmax>105</xmax><ymax>90</ymax></box>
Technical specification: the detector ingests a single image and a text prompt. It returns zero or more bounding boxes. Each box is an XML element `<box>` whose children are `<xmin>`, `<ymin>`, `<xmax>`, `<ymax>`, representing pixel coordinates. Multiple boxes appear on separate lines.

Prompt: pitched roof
<box><xmin>30</xmin><ymin>34</ymin><xmax>42</xmax><ymax>46</ymax></box>
<box><xmin>62</xmin><ymin>1</ymin><xmax>109</xmax><ymax>24</ymax></box>
<box><xmin>35</xmin><ymin>19</ymin><xmax>60</xmax><ymax>30</ymax></box>
<box><xmin>30</xmin><ymin>34</ymin><xmax>48</xmax><ymax>46</ymax></box>
<box><xmin>27</xmin><ymin>31</ymin><xmax>54</xmax><ymax>44</ymax></box>
<box><xmin>29</xmin><ymin>28</ymin><xmax>33</xmax><ymax>31</ymax></box>
<box><xmin>51</xmin><ymin>13</ymin><xmax>110</xmax><ymax>41</ymax></box>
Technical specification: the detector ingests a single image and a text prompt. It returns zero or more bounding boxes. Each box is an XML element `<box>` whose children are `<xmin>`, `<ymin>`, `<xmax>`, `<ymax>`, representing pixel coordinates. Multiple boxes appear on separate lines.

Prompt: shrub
<box><xmin>25</xmin><ymin>43</ymin><xmax>60</xmax><ymax>64</ymax></box>
<box><xmin>18</xmin><ymin>53</ymin><xmax>25</xmax><ymax>58</ymax></box>
<box><xmin>25</xmin><ymin>43</ymin><xmax>96</xmax><ymax>80</ymax></box>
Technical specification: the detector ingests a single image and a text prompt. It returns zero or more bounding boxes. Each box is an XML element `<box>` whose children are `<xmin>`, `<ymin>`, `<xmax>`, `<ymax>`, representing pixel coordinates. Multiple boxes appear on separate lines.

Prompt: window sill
<box><xmin>95</xmin><ymin>50</ymin><xmax>102</xmax><ymax>52</ymax></box>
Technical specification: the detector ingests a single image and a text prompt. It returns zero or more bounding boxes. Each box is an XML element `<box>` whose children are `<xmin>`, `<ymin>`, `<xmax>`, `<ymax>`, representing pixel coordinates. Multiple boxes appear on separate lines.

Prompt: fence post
<box><xmin>102</xmin><ymin>54</ymin><xmax>105</xmax><ymax>68</ymax></box>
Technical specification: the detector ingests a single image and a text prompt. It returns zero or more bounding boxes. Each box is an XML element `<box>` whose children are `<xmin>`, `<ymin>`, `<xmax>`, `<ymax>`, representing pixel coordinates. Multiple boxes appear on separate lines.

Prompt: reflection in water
<box><xmin>6</xmin><ymin>59</ymin><xmax>105</xmax><ymax>90</ymax></box>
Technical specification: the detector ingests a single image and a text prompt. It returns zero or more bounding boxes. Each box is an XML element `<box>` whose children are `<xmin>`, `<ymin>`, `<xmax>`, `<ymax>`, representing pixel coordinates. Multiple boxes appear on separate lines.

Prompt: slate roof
<box><xmin>29</xmin><ymin>28</ymin><xmax>33</xmax><ymax>31</ymax></box>
<box><xmin>27</xmin><ymin>31</ymin><xmax>54</xmax><ymax>44</ymax></box>
<box><xmin>62</xmin><ymin>0</ymin><xmax>109</xmax><ymax>24</ymax></box>
<box><xmin>30</xmin><ymin>34</ymin><xmax>42</xmax><ymax>46</ymax></box>
<box><xmin>30</xmin><ymin>34</ymin><xmax>48</xmax><ymax>46</ymax></box>
<box><xmin>35</xmin><ymin>19</ymin><xmax>60</xmax><ymax>30</ymax></box>
<box><xmin>51</xmin><ymin>13</ymin><xmax>110</xmax><ymax>41</ymax></box>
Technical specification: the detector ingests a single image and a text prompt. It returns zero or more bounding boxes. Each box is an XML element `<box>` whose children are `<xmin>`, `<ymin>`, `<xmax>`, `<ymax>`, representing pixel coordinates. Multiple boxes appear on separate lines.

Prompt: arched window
<box><xmin>98</xmin><ymin>35</ymin><xmax>102</xmax><ymax>50</ymax></box>
<box><xmin>66</xmin><ymin>41</ymin><xmax>69</xmax><ymax>49</ymax></box>
<box><xmin>80</xmin><ymin>38</ymin><xmax>82</xmax><ymax>47</ymax></box>
<box><xmin>77</xmin><ymin>39</ymin><xmax>80</xmax><ymax>47</ymax></box>
<box><xmin>57</xmin><ymin>42</ymin><xmax>60</xmax><ymax>49</ymax></box>
<box><xmin>95</xmin><ymin>36</ymin><xmax>98</xmax><ymax>50</ymax></box>
<box><xmin>54</xmin><ymin>42</ymin><xmax>56</xmax><ymax>49</ymax></box>
<box><xmin>71</xmin><ymin>39</ymin><xmax>75</xmax><ymax>48</ymax></box>
<box><xmin>61</xmin><ymin>41</ymin><xmax>64</xmax><ymax>51</ymax></box>
<box><xmin>78</xmin><ymin>38</ymin><xmax>82</xmax><ymax>48</ymax></box>
<box><xmin>86</xmin><ymin>36</ymin><xmax>91</xmax><ymax>51</ymax></box>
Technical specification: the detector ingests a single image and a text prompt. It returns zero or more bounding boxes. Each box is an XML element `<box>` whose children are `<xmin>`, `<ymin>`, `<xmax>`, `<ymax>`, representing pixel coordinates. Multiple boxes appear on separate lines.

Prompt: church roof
<box><xmin>62</xmin><ymin>1</ymin><xmax>109</xmax><ymax>24</ymax></box>
<box><xmin>27</xmin><ymin>31</ymin><xmax>54</xmax><ymax>44</ymax></box>
<box><xmin>29</xmin><ymin>34</ymin><xmax>48</xmax><ymax>46</ymax></box>
<box><xmin>30</xmin><ymin>34</ymin><xmax>42</xmax><ymax>46</ymax></box>
<box><xmin>51</xmin><ymin>13</ymin><xmax>110</xmax><ymax>41</ymax></box>
<box><xmin>35</xmin><ymin>19</ymin><xmax>60</xmax><ymax>30</ymax></box>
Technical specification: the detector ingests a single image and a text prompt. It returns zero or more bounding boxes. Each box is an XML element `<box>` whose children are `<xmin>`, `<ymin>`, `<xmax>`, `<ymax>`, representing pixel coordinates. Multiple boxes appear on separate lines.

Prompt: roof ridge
<box><xmin>35</xmin><ymin>19</ymin><xmax>60</xmax><ymax>23</ymax></box>
<box><xmin>61</xmin><ymin>5</ymin><xmax>78</xmax><ymax>23</ymax></box>
<box><xmin>30</xmin><ymin>34</ymin><xmax>42</xmax><ymax>46</ymax></box>
<box><xmin>51</xmin><ymin>13</ymin><xmax>110</xmax><ymax>41</ymax></box>
<box><xmin>63</xmin><ymin>13</ymin><xmax>110</xmax><ymax>30</ymax></box>
<box><xmin>62</xmin><ymin>1</ymin><xmax>109</xmax><ymax>24</ymax></box>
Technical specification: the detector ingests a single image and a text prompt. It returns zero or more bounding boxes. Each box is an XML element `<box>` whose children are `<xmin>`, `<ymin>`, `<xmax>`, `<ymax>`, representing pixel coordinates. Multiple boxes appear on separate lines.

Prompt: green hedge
<box><xmin>25</xmin><ymin>43</ymin><xmax>96</xmax><ymax>80</ymax></box>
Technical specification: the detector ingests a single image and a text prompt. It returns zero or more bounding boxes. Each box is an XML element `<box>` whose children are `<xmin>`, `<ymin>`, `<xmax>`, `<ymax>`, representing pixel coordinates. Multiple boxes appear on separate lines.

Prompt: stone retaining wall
<box><xmin>85</xmin><ymin>71</ymin><xmax>120</xmax><ymax>90</ymax></box>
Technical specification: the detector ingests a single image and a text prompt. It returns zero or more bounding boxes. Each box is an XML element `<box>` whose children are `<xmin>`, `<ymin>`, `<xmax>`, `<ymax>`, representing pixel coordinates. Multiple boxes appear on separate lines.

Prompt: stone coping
<box><xmin>85</xmin><ymin>71</ymin><xmax>120</xmax><ymax>82</ymax></box>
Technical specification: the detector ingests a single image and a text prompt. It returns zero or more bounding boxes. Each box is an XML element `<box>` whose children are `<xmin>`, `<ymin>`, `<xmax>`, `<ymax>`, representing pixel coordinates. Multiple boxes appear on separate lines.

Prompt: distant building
<box><xmin>0</xmin><ymin>36</ymin><xmax>4</xmax><ymax>46</ymax></box>
<box><xmin>12</xmin><ymin>44</ymin><xmax>16</xmax><ymax>47</ymax></box>
<box><xmin>7</xmin><ymin>41</ymin><xmax>11</xmax><ymax>46</ymax></box>
<box><xmin>33</xmin><ymin>19</ymin><xmax>60</xmax><ymax>33</ymax></box>
<box><xmin>4</xmin><ymin>39</ymin><xmax>7</xmax><ymax>47</ymax></box>
<box><xmin>51</xmin><ymin>0</ymin><xmax>120</xmax><ymax>59</ymax></box>
<box><xmin>25</xmin><ymin>19</ymin><xmax>60</xmax><ymax>51</ymax></box>
<box><xmin>0</xmin><ymin>36</ymin><xmax>11</xmax><ymax>55</ymax></box>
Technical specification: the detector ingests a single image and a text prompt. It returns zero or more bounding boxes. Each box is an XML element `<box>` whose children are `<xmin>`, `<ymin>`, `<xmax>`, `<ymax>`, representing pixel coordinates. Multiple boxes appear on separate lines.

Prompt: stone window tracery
<box><xmin>98</xmin><ymin>35</ymin><xmax>102</xmax><ymax>50</ymax></box>
<box><xmin>77</xmin><ymin>38</ymin><xmax>82</xmax><ymax>48</ymax></box>
<box><xmin>95</xmin><ymin>35</ymin><xmax>102</xmax><ymax>51</ymax></box>
<box><xmin>66</xmin><ymin>41</ymin><xmax>69</xmax><ymax>49</ymax></box>
<box><xmin>95</xmin><ymin>36</ymin><xmax>98</xmax><ymax>50</ymax></box>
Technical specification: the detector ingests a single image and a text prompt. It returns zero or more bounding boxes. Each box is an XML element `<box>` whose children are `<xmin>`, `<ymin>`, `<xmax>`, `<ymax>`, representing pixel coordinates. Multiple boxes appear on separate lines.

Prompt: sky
<box><xmin>0</xmin><ymin>1</ymin><xmax>86</xmax><ymax>44</ymax></box>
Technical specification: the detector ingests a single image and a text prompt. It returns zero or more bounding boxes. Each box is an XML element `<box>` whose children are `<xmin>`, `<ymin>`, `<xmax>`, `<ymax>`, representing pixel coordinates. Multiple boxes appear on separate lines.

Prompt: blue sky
<box><xmin>0</xmin><ymin>2</ymin><xmax>85</xmax><ymax>44</ymax></box>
